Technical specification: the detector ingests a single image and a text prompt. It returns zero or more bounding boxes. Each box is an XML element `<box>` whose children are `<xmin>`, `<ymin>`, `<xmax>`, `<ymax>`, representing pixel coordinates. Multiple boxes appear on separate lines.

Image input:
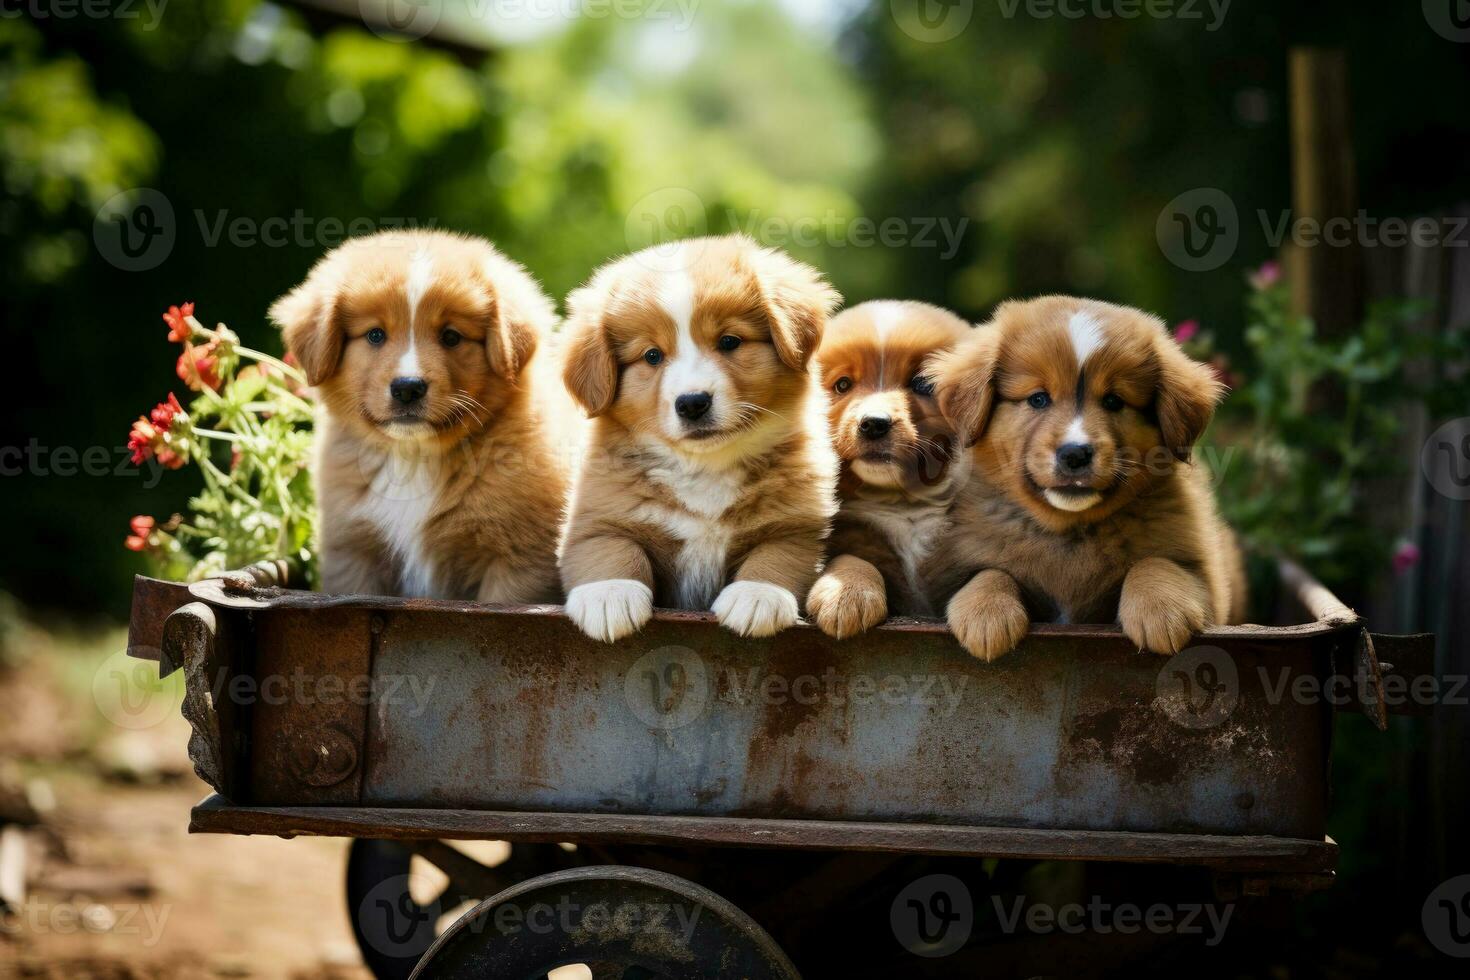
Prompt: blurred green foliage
<box><xmin>1216</xmin><ymin>279</ymin><xmax>1470</xmax><ymax>586</ymax></box>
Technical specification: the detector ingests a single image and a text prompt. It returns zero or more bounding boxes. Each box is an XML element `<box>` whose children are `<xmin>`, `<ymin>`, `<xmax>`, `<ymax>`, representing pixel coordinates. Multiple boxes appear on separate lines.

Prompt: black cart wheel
<box><xmin>410</xmin><ymin>865</ymin><xmax>801</xmax><ymax>980</ymax></box>
<box><xmin>347</xmin><ymin>839</ymin><xmax>579</xmax><ymax>980</ymax></box>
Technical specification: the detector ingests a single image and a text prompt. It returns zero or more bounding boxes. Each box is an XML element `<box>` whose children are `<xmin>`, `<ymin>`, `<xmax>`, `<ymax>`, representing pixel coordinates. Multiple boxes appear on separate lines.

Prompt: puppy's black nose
<box><xmin>858</xmin><ymin>416</ymin><xmax>891</xmax><ymax>440</ymax></box>
<box><xmin>675</xmin><ymin>392</ymin><xmax>712</xmax><ymax>421</ymax></box>
<box><xmin>390</xmin><ymin>377</ymin><xmax>428</xmax><ymax>405</ymax></box>
<box><xmin>1057</xmin><ymin>442</ymin><xmax>1095</xmax><ymax>473</ymax></box>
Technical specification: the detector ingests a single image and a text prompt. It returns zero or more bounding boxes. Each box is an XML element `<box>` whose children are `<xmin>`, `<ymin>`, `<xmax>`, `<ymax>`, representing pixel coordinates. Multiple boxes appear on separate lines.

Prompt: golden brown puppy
<box><xmin>271</xmin><ymin>230</ymin><xmax>568</xmax><ymax>602</ymax></box>
<box><xmin>805</xmin><ymin>301</ymin><xmax>974</xmax><ymax>638</ymax></box>
<box><xmin>925</xmin><ymin>295</ymin><xmax>1246</xmax><ymax>659</ymax></box>
<box><xmin>559</xmin><ymin>235</ymin><xmax>840</xmax><ymax>641</ymax></box>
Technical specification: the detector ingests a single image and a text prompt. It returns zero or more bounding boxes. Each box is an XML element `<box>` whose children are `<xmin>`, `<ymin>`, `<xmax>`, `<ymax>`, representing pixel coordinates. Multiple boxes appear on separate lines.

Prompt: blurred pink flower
<box><xmin>1173</xmin><ymin>320</ymin><xmax>1200</xmax><ymax>344</ymax></box>
<box><xmin>1208</xmin><ymin>354</ymin><xmax>1239</xmax><ymax>390</ymax></box>
<box><xmin>1392</xmin><ymin>541</ymin><xmax>1421</xmax><ymax>577</ymax></box>
<box><xmin>1250</xmin><ymin>261</ymin><xmax>1282</xmax><ymax>291</ymax></box>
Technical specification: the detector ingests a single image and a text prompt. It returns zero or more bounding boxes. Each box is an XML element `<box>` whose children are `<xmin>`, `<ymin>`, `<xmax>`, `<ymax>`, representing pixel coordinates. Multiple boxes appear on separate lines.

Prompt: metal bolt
<box><xmin>288</xmin><ymin>727</ymin><xmax>358</xmax><ymax>787</ymax></box>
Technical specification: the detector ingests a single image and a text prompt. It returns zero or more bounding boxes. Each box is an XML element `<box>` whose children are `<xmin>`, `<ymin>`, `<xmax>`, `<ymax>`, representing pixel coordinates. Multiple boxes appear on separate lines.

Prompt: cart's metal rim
<box><xmin>188</xmin><ymin>794</ymin><xmax>1339</xmax><ymax>875</ymax></box>
<box><xmin>177</xmin><ymin>577</ymin><xmax>1357</xmax><ymax>643</ymax></box>
<box><xmin>410</xmin><ymin>865</ymin><xmax>801</xmax><ymax>980</ymax></box>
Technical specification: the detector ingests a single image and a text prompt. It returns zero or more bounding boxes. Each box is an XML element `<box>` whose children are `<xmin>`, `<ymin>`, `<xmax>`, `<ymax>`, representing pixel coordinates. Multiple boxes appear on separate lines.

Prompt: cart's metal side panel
<box><xmin>249</xmin><ymin>608</ymin><xmax>374</xmax><ymax>805</ymax></box>
<box><xmin>356</xmin><ymin>611</ymin><xmax>1330</xmax><ymax>838</ymax></box>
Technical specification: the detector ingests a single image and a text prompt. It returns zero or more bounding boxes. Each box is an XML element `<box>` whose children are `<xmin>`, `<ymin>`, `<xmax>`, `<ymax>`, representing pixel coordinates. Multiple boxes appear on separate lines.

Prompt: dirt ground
<box><xmin>0</xmin><ymin>616</ymin><xmax>380</xmax><ymax>979</ymax></box>
<box><xmin>1</xmin><ymin>774</ymin><xmax>372</xmax><ymax>980</ymax></box>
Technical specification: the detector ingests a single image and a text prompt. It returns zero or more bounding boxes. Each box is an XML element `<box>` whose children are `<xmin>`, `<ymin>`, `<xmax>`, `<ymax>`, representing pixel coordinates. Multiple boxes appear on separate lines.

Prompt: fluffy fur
<box><xmin>558</xmin><ymin>234</ymin><xmax>841</xmax><ymax>642</ymax></box>
<box><xmin>925</xmin><ymin>295</ymin><xmax>1247</xmax><ymax>659</ymax></box>
<box><xmin>805</xmin><ymin>301</ymin><xmax>974</xmax><ymax>638</ymax></box>
<box><xmin>270</xmin><ymin>230</ymin><xmax>569</xmax><ymax>602</ymax></box>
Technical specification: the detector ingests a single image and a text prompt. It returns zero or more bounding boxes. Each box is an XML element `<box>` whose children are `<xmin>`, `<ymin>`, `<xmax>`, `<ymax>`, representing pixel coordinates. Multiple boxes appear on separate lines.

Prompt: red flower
<box><xmin>177</xmin><ymin>339</ymin><xmax>221</xmax><ymax>391</ymax></box>
<box><xmin>125</xmin><ymin>515</ymin><xmax>156</xmax><ymax>552</ymax></box>
<box><xmin>163</xmin><ymin>302</ymin><xmax>196</xmax><ymax>343</ymax></box>
<box><xmin>149</xmin><ymin>392</ymin><xmax>184</xmax><ymax>428</ymax></box>
<box><xmin>1173</xmin><ymin>320</ymin><xmax>1200</xmax><ymax>344</ymax></box>
<box><xmin>127</xmin><ymin>397</ymin><xmax>187</xmax><ymax>469</ymax></box>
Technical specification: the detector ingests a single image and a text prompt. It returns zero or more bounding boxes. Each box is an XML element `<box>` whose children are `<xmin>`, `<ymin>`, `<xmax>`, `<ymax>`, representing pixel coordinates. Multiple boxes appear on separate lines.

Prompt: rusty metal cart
<box><xmin>125</xmin><ymin>560</ymin><xmax>1434</xmax><ymax>978</ymax></box>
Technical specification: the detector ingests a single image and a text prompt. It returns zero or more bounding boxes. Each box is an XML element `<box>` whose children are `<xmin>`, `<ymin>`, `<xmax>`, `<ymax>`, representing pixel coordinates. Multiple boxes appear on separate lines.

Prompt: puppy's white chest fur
<box><xmin>639</xmin><ymin>447</ymin><xmax>746</xmax><ymax>609</ymax></box>
<box><xmin>849</xmin><ymin>498</ymin><xmax>946</xmax><ymax>612</ymax></box>
<box><xmin>354</xmin><ymin>450</ymin><xmax>442</xmax><ymax>598</ymax></box>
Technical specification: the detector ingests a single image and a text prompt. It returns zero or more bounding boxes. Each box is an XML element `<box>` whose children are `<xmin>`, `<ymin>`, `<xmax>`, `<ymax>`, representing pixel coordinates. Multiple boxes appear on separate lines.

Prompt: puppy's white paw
<box><xmin>565</xmin><ymin>579</ymin><xmax>653</xmax><ymax>643</ymax></box>
<box><xmin>713</xmin><ymin>581</ymin><xmax>800</xmax><ymax>638</ymax></box>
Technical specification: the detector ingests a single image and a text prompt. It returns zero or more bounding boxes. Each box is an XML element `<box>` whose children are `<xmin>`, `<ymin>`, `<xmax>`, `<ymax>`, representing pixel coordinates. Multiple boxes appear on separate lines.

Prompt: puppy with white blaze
<box><xmin>925</xmin><ymin>295</ymin><xmax>1247</xmax><ymax>660</ymax></box>
<box><xmin>806</xmin><ymin>301</ymin><xmax>974</xmax><ymax>638</ymax></box>
<box><xmin>558</xmin><ymin>235</ymin><xmax>841</xmax><ymax>642</ymax></box>
<box><xmin>270</xmin><ymin>230</ymin><xmax>569</xmax><ymax>602</ymax></box>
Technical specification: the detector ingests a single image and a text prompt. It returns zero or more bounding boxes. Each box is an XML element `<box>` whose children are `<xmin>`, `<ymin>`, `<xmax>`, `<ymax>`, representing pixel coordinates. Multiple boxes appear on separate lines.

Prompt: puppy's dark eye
<box><xmin>834</xmin><ymin>376</ymin><xmax>853</xmax><ymax>395</ymax></box>
<box><xmin>366</xmin><ymin>327</ymin><xmax>386</xmax><ymax>346</ymax></box>
<box><xmin>1101</xmin><ymin>393</ymin><xmax>1125</xmax><ymax>412</ymax></box>
<box><xmin>644</xmin><ymin>348</ymin><xmax>664</xmax><ymax>366</ymax></box>
<box><xmin>440</xmin><ymin>327</ymin><xmax>462</xmax><ymax>348</ymax></box>
<box><xmin>717</xmin><ymin>335</ymin><xmax>742</xmax><ymax>352</ymax></box>
<box><xmin>909</xmin><ymin>374</ymin><xmax>935</xmax><ymax>397</ymax></box>
<box><xmin>1027</xmin><ymin>391</ymin><xmax>1051</xmax><ymax>410</ymax></box>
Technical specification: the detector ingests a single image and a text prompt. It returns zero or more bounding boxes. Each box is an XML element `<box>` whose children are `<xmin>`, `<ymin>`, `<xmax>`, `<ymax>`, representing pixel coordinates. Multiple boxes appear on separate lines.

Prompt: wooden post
<box><xmin>1287</xmin><ymin>48</ymin><xmax>1362</xmax><ymax>337</ymax></box>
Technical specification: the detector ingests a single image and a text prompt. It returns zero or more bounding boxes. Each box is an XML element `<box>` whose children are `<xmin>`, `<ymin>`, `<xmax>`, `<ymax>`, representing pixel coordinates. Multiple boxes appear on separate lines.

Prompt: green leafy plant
<box><xmin>1203</xmin><ymin>264</ymin><xmax>1469</xmax><ymax>587</ymax></box>
<box><xmin>124</xmin><ymin>303</ymin><xmax>317</xmax><ymax>584</ymax></box>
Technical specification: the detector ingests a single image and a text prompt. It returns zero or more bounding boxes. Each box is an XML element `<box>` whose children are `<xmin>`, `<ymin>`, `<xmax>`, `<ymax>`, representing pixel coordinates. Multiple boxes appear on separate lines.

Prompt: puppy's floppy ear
<box><xmin>749</xmin><ymin>245</ymin><xmax>841</xmax><ymax>371</ymax></box>
<box><xmin>928</xmin><ymin>326</ymin><xmax>999</xmax><ymax>447</ymax></box>
<box><xmin>481</xmin><ymin>251</ymin><xmax>554</xmax><ymax>381</ymax></box>
<box><xmin>1155</xmin><ymin>332</ymin><xmax>1225</xmax><ymax>461</ymax></box>
<box><xmin>269</xmin><ymin>276</ymin><xmax>341</xmax><ymax>387</ymax></box>
<box><xmin>561</xmin><ymin>284</ymin><xmax>618</xmax><ymax>417</ymax></box>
